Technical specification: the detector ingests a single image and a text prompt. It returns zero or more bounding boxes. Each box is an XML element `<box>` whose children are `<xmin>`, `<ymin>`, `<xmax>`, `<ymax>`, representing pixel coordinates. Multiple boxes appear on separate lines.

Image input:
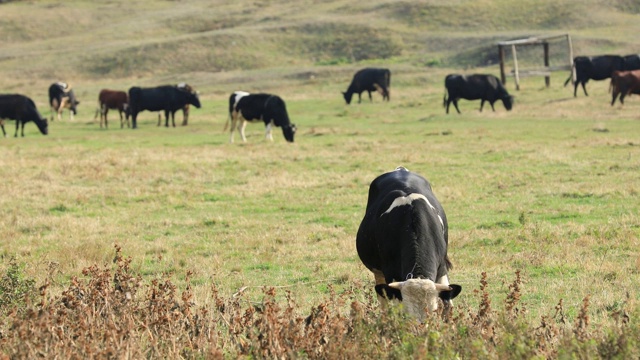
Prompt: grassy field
<box><xmin>1</xmin><ymin>0</ymin><xmax>640</xmax><ymax>357</ymax></box>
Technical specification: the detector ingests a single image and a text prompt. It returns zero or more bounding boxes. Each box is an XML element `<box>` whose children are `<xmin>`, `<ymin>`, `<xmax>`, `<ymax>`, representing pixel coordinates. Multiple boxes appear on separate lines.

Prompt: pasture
<box><xmin>2</xmin><ymin>69</ymin><xmax>639</xmax><ymax>311</ymax></box>
<box><xmin>1</xmin><ymin>0</ymin><xmax>640</xmax><ymax>357</ymax></box>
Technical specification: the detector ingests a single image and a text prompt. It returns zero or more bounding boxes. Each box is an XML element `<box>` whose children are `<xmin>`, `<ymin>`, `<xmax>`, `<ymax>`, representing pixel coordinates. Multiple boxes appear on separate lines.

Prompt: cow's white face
<box><xmin>385</xmin><ymin>279</ymin><xmax>460</xmax><ymax>322</ymax></box>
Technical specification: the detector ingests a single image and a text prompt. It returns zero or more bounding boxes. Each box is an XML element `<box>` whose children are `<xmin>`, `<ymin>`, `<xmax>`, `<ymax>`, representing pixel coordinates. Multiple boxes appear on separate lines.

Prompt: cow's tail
<box><xmin>94</xmin><ymin>100</ymin><xmax>101</xmax><ymax>120</ymax></box>
<box><xmin>224</xmin><ymin>111</ymin><xmax>231</xmax><ymax>131</ymax></box>
<box><xmin>564</xmin><ymin>62</ymin><xmax>576</xmax><ymax>87</ymax></box>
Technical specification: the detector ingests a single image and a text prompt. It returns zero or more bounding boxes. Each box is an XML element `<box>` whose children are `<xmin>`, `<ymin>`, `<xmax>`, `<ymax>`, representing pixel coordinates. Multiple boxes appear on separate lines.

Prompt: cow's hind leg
<box><xmin>453</xmin><ymin>100</ymin><xmax>461</xmax><ymax>114</ymax></box>
<box><xmin>239</xmin><ymin>120</ymin><xmax>248</xmax><ymax>142</ymax></box>
<box><xmin>0</xmin><ymin>120</ymin><xmax>6</xmax><ymax>137</ymax></box>
<box><xmin>580</xmin><ymin>82</ymin><xmax>588</xmax><ymax>97</ymax></box>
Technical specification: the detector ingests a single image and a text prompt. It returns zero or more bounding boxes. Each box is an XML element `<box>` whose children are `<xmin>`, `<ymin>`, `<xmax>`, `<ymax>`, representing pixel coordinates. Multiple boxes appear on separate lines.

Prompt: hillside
<box><xmin>1</xmin><ymin>0</ymin><xmax>640</xmax><ymax>97</ymax></box>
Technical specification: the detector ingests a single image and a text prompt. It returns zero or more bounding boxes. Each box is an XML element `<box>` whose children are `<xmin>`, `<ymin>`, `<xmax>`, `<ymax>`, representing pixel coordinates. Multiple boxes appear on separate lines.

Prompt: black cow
<box><xmin>343</xmin><ymin>68</ymin><xmax>391</xmax><ymax>104</ymax></box>
<box><xmin>128</xmin><ymin>85</ymin><xmax>201</xmax><ymax>129</ymax></box>
<box><xmin>623</xmin><ymin>54</ymin><xmax>640</xmax><ymax>71</ymax></box>
<box><xmin>564</xmin><ymin>55</ymin><xmax>625</xmax><ymax>97</ymax></box>
<box><xmin>155</xmin><ymin>83</ymin><xmax>196</xmax><ymax>127</ymax></box>
<box><xmin>443</xmin><ymin>74</ymin><xmax>513</xmax><ymax>114</ymax></box>
<box><xmin>228</xmin><ymin>93</ymin><xmax>296</xmax><ymax>143</ymax></box>
<box><xmin>0</xmin><ymin>94</ymin><xmax>49</xmax><ymax>137</ymax></box>
<box><xmin>48</xmin><ymin>82</ymin><xmax>79</xmax><ymax>121</ymax></box>
<box><xmin>356</xmin><ymin>167</ymin><xmax>461</xmax><ymax>322</ymax></box>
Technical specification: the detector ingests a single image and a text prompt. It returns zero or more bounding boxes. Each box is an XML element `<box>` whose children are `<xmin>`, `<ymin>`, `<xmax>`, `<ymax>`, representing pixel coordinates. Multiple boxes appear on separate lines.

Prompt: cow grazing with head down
<box><xmin>564</xmin><ymin>55</ymin><xmax>625</xmax><ymax>97</ymax></box>
<box><xmin>444</xmin><ymin>74</ymin><xmax>513</xmax><ymax>114</ymax></box>
<box><xmin>610</xmin><ymin>70</ymin><xmax>640</xmax><ymax>106</ymax></box>
<box><xmin>48</xmin><ymin>82</ymin><xmax>79</xmax><ymax>121</ymax></box>
<box><xmin>228</xmin><ymin>92</ymin><xmax>296</xmax><ymax>143</ymax></box>
<box><xmin>0</xmin><ymin>94</ymin><xmax>49</xmax><ymax>137</ymax></box>
<box><xmin>95</xmin><ymin>89</ymin><xmax>129</xmax><ymax>129</ymax></box>
<box><xmin>343</xmin><ymin>68</ymin><xmax>391</xmax><ymax>104</ymax></box>
<box><xmin>356</xmin><ymin>167</ymin><xmax>461</xmax><ymax>322</ymax></box>
<box><xmin>128</xmin><ymin>85</ymin><xmax>201</xmax><ymax>129</ymax></box>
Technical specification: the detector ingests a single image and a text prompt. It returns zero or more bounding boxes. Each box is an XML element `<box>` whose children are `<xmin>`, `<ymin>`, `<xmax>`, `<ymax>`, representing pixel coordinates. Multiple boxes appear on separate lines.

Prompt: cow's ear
<box><xmin>375</xmin><ymin>284</ymin><xmax>403</xmax><ymax>301</ymax></box>
<box><xmin>438</xmin><ymin>284</ymin><xmax>462</xmax><ymax>301</ymax></box>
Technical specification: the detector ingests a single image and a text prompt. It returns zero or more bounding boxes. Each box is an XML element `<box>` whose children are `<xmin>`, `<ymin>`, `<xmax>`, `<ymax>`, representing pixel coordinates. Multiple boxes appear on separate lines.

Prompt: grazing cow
<box><xmin>128</xmin><ymin>85</ymin><xmax>201</xmax><ymax>129</ymax></box>
<box><xmin>48</xmin><ymin>82</ymin><xmax>79</xmax><ymax>121</ymax></box>
<box><xmin>443</xmin><ymin>74</ymin><xmax>513</xmax><ymax>114</ymax></box>
<box><xmin>343</xmin><ymin>68</ymin><xmax>391</xmax><ymax>104</ymax></box>
<box><xmin>228</xmin><ymin>93</ymin><xmax>296</xmax><ymax>143</ymax></box>
<box><xmin>0</xmin><ymin>94</ymin><xmax>49</xmax><ymax>137</ymax></box>
<box><xmin>356</xmin><ymin>167</ymin><xmax>461</xmax><ymax>322</ymax></box>
<box><xmin>564</xmin><ymin>55</ymin><xmax>625</xmax><ymax>97</ymax></box>
<box><xmin>610</xmin><ymin>70</ymin><xmax>640</xmax><ymax>106</ymax></box>
<box><xmin>95</xmin><ymin>89</ymin><xmax>129</xmax><ymax>129</ymax></box>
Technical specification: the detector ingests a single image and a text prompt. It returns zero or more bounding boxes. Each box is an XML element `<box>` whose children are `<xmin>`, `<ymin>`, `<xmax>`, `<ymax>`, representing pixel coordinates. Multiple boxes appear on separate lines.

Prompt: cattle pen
<box><xmin>497</xmin><ymin>34</ymin><xmax>574</xmax><ymax>90</ymax></box>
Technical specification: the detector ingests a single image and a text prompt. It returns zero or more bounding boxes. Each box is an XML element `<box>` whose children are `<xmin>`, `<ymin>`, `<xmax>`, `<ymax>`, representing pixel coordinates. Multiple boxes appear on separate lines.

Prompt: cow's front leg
<box><xmin>265</xmin><ymin>122</ymin><xmax>273</xmax><ymax>141</ymax></box>
<box><xmin>479</xmin><ymin>99</ymin><xmax>485</xmax><ymax>112</ymax></box>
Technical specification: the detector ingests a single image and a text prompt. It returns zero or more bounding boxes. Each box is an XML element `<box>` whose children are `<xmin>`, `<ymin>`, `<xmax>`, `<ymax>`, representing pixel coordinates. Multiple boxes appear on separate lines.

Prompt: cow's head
<box><xmin>282</xmin><ymin>123</ymin><xmax>297</xmax><ymax>143</ymax></box>
<box><xmin>189</xmin><ymin>92</ymin><xmax>201</xmax><ymax>109</ymax></box>
<box><xmin>502</xmin><ymin>95</ymin><xmax>514</xmax><ymax>111</ymax></box>
<box><xmin>35</xmin><ymin>117</ymin><xmax>49</xmax><ymax>135</ymax></box>
<box><xmin>67</xmin><ymin>91</ymin><xmax>80</xmax><ymax>115</ymax></box>
<box><xmin>375</xmin><ymin>279</ymin><xmax>461</xmax><ymax>322</ymax></box>
<box><xmin>342</xmin><ymin>91</ymin><xmax>353</xmax><ymax>105</ymax></box>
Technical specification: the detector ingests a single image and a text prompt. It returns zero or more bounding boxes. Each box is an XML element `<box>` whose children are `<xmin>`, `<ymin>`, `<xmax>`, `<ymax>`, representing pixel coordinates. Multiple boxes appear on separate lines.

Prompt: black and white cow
<box><xmin>228</xmin><ymin>92</ymin><xmax>296</xmax><ymax>143</ymax></box>
<box><xmin>128</xmin><ymin>85</ymin><xmax>201</xmax><ymax>129</ymax></box>
<box><xmin>444</xmin><ymin>74</ymin><xmax>513</xmax><ymax>114</ymax></box>
<box><xmin>343</xmin><ymin>68</ymin><xmax>391</xmax><ymax>104</ymax></box>
<box><xmin>0</xmin><ymin>94</ymin><xmax>49</xmax><ymax>137</ymax></box>
<box><xmin>564</xmin><ymin>55</ymin><xmax>626</xmax><ymax>97</ymax></box>
<box><xmin>48</xmin><ymin>82</ymin><xmax>79</xmax><ymax>121</ymax></box>
<box><xmin>356</xmin><ymin>167</ymin><xmax>461</xmax><ymax>322</ymax></box>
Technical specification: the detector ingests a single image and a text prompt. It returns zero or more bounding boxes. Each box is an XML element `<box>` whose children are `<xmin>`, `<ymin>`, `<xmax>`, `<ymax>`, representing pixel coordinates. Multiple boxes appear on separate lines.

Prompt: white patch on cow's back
<box><xmin>382</xmin><ymin>193</ymin><xmax>436</xmax><ymax>216</ymax></box>
<box><xmin>381</xmin><ymin>193</ymin><xmax>444</xmax><ymax>233</ymax></box>
<box><xmin>233</xmin><ymin>91</ymin><xmax>250</xmax><ymax>108</ymax></box>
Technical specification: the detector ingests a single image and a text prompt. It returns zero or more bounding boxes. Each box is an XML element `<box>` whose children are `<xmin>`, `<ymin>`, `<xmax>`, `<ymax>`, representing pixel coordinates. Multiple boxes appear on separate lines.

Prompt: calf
<box><xmin>228</xmin><ymin>92</ymin><xmax>296</xmax><ymax>143</ymax></box>
<box><xmin>356</xmin><ymin>167</ymin><xmax>461</xmax><ymax>322</ymax></box>
<box><xmin>0</xmin><ymin>94</ymin><xmax>49</xmax><ymax>137</ymax></box>
<box><xmin>444</xmin><ymin>74</ymin><xmax>513</xmax><ymax>114</ymax></box>
<box><xmin>95</xmin><ymin>89</ymin><xmax>129</xmax><ymax>129</ymax></box>
<box><xmin>343</xmin><ymin>68</ymin><xmax>391</xmax><ymax>104</ymax></box>
<box><xmin>48</xmin><ymin>82</ymin><xmax>79</xmax><ymax>121</ymax></box>
<box><xmin>610</xmin><ymin>70</ymin><xmax>640</xmax><ymax>106</ymax></box>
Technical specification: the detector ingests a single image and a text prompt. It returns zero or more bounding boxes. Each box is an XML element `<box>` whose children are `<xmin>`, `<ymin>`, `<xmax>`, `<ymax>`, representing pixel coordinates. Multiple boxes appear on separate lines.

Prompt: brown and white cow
<box><xmin>610</xmin><ymin>70</ymin><xmax>640</xmax><ymax>106</ymax></box>
<box><xmin>49</xmin><ymin>82</ymin><xmax>79</xmax><ymax>121</ymax></box>
<box><xmin>356</xmin><ymin>167</ymin><xmax>461</xmax><ymax>322</ymax></box>
<box><xmin>95</xmin><ymin>89</ymin><xmax>129</xmax><ymax>129</ymax></box>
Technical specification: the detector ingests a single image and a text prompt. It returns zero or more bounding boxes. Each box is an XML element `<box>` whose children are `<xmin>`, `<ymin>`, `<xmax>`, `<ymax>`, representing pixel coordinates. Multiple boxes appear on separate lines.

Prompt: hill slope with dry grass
<box><xmin>1</xmin><ymin>0</ymin><xmax>640</xmax><ymax>94</ymax></box>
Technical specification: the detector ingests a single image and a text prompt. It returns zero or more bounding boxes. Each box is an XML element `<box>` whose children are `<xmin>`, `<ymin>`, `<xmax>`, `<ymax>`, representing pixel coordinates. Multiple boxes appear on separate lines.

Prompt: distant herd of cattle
<box><xmin>2</xmin><ymin>55</ymin><xmax>640</xmax><ymax>140</ymax></box>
